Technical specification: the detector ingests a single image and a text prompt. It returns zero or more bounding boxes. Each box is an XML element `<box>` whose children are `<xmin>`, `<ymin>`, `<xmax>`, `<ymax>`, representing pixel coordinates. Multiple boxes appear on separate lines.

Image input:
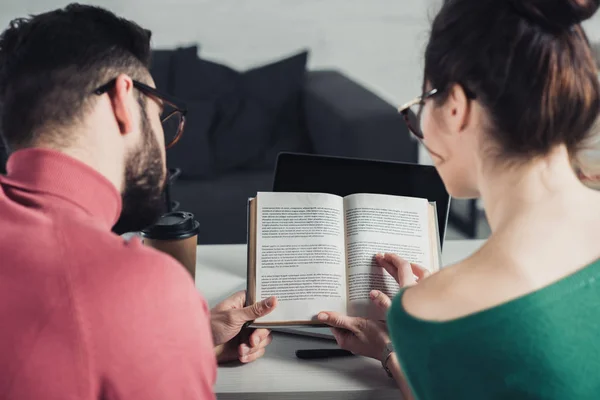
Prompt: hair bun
<box><xmin>511</xmin><ymin>0</ymin><xmax>600</xmax><ymax>31</ymax></box>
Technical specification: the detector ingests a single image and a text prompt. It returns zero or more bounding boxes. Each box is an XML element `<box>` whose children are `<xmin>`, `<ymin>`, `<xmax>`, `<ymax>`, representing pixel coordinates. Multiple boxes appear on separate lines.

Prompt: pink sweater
<box><xmin>0</xmin><ymin>149</ymin><xmax>216</xmax><ymax>399</ymax></box>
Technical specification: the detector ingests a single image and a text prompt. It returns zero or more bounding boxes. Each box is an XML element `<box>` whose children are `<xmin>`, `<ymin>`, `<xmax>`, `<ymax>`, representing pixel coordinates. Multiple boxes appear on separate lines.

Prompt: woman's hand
<box><xmin>318</xmin><ymin>253</ymin><xmax>427</xmax><ymax>398</ymax></box>
<box><xmin>318</xmin><ymin>290</ymin><xmax>392</xmax><ymax>360</ymax></box>
<box><xmin>319</xmin><ymin>290</ymin><xmax>416</xmax><ymax>398</ymax></box>
<box><xmin>318</xmin><ymin>254</ymin><xmax>430</xmax><ymax>360</ymax></box>
<box><xmin>375</xmin><ymin>253</ymin><xmax>430</xmax><ymax>286</ymax></box>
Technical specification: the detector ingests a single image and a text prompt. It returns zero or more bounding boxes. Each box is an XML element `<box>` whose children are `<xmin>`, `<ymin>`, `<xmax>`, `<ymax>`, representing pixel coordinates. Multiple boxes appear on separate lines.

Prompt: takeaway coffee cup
<box><xmin>140</xmin><ymin>211</ymin><xmax>200</xmax><ymax>280</ymax></box>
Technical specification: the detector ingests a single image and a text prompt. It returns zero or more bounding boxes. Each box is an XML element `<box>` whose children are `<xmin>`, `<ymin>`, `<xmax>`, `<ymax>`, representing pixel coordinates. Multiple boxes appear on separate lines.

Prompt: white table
<box><xmin>195</xmin><ymin>239</ymin><xmax>486</xmax><ymax>400</ymax></box>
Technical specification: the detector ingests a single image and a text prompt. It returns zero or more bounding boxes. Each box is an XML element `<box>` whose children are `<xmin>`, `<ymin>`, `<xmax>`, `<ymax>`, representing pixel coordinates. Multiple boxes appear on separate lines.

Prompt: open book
<box><xmin>246</xmin><ymin>192</ymin><xmax>441</xmax><ymax>326</ymax></box>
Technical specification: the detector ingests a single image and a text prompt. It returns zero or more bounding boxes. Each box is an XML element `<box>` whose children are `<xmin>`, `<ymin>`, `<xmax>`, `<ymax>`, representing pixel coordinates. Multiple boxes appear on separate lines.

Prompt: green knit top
<box><xmin>387</xmin><ymin>259</ymin><xmax>600</xmax><ymax>400</ymax></box>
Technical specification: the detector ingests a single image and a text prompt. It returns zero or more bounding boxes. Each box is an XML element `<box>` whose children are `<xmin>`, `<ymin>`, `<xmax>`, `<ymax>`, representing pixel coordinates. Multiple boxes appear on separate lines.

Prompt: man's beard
<box><xmin>111</xmin><ymin>111</ymin><xmax>166</xmax><ymax>235</ymax></box>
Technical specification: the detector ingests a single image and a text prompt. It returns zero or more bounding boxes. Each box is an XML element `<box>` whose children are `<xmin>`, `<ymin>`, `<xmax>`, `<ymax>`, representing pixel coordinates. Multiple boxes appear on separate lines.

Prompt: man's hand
<box><xmin>318</xmin><ymin>290</ymin><xmax>392</xmax><ymax>360</ymax></box>
<box><xmin>210</xmin><ymin>291</ymin><xmax>277</xmax><ymax>364</ymax></box>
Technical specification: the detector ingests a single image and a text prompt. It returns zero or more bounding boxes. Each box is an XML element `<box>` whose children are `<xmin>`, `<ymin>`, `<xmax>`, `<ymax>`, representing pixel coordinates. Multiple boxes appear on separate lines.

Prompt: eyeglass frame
<box><xmin>398</xmin><ymin>86</ymin><xmax>476</xmax><ymax>140</ymax></box>
<box><xmin>93</xmin><ymin>79</ymin><xmax>188</xmax><ymax>149</ymax></box>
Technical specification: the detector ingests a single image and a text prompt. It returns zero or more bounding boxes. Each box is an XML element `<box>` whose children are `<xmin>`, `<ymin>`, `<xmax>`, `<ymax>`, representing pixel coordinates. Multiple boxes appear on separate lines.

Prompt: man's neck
<box><xmin>42</xmin><ymin>143</ymin><xmax>124</xmax><ymax>193</ymax></box>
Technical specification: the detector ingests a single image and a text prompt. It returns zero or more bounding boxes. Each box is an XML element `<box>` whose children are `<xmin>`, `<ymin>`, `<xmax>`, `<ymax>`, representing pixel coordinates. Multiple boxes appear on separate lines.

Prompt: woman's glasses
<box><xmin>398</xmin><ymin>86</ymin><xmax>477</xmax><ymax>140</ymax></box>
<box><xmin>397</xmin><ymin>88</ymin><xmax>439</xmax><ymax>140</ymax></box>
<box><xmin>94</xmin><ymin>79</ymin><xmax>188</xmax><ymax>149</ymax></box>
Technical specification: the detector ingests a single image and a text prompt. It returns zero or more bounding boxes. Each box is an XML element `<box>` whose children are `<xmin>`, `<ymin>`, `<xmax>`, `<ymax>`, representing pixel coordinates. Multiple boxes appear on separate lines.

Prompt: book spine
<box><xmin>245</xmin><ymin>197</ymin><xmax>252</xmax><ymax>309</ymax></box>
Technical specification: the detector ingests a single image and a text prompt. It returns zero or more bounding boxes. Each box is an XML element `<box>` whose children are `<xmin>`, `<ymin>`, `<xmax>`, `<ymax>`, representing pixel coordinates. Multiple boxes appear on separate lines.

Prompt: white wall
<box><xmin>1</xmin><ymin>0</ymin><xmax>599</xmax><ymax>106</ymax></box>
<box><xmin>0</xmin><ymin>0</ymin><xmax>439</xmax><ymax>106</ymax></box>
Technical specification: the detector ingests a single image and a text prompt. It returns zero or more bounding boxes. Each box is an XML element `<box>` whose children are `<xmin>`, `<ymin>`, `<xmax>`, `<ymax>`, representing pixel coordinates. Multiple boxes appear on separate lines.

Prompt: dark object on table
<box><xmin>295</xmin><ymin>349</ymin><xmax>354</xmax><ymax>360</ymax></box>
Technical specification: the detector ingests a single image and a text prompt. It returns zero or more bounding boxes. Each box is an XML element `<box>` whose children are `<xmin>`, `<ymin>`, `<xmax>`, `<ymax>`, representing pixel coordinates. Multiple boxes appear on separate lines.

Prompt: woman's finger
<box><xmin>376</xmin><ymin>256</ymin><xmax>399</xmax><ymax>282</ymax></box>
<box><xmin>370</xmin><ymin>290</ymin><xmax>392</xmax><ymax>310</ymax></box>
<box><xmin>317</xmin><ymin>312</ymin><xmax>361</xmax><ymax>333</ymax></box>
<box><xmin>383</xmin><ymin>253</ymin><xmax>417</xmax><ymax>286</ymax></box>
<box><xmin>412</xmin><ymin>263</ymin><xmax>431</xmax><ymax>280</ymax></box>
<box><xmin>329</xmin><ymin>327</ymin><xmax>354</xmax><ymax>350</ymax></box>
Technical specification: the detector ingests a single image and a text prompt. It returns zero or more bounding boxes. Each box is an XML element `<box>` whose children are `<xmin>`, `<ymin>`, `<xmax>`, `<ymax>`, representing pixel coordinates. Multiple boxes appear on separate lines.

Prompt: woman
<box><xmin>319</xmin><ymin>0</ymin><xmax>600</xmax><ymax>398</ymax></box>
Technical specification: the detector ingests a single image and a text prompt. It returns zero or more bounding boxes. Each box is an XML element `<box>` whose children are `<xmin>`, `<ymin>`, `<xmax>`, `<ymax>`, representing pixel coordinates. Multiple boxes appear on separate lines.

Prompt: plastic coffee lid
<box><xmin>140</xmin><ymin>211</ymin><xmax>200</xmax><ymax>240</ymax></box>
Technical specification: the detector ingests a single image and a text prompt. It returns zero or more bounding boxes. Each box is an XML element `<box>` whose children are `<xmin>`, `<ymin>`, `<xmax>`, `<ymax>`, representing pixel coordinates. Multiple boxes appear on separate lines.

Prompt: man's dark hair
<box><xmin>425</xmin><ymin>0</ymin><xmax>600</xmax><ymax>160</ymax></box>
<box><xmin>0</xmin><ymin>3</ymin><xmax>152</xmax><ymax>151</ymax></box>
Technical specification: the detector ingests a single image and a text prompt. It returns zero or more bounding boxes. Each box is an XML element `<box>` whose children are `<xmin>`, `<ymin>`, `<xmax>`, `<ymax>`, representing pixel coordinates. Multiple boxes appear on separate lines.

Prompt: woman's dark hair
<box><xmin>425</xmin><ymin>0</ymin><xmax>600</xmax><ymax>159</ymax></box>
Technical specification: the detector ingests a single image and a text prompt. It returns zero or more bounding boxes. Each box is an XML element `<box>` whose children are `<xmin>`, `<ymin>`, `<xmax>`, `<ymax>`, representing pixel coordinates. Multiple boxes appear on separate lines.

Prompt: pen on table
<box><xmin>295</xmin><ymin>349</ymin><xmax>354</xmax><ymax>359</ymax></box>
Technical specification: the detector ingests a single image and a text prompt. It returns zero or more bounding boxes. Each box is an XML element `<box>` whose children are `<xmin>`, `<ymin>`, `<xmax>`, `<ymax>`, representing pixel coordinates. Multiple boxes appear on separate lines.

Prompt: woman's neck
<box><xmin>478</xmin><ymin>145</ymin><xmax>591</xmax><ymax>232</ymax></box>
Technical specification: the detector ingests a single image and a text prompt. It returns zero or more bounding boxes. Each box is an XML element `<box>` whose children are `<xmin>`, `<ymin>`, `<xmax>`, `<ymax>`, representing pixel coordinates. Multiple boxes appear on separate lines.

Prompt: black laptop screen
<box><xmin>272</xmin><ymin>152</ymin><xmax>451</xmax><ymax>247</ymax></box>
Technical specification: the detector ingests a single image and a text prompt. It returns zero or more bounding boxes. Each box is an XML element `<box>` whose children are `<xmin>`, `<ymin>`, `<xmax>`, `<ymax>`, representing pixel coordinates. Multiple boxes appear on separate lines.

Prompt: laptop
<box><xmin>269</xmin><ymin>152</ymin><xmax>451</xmax><ymax>340</ymax></box>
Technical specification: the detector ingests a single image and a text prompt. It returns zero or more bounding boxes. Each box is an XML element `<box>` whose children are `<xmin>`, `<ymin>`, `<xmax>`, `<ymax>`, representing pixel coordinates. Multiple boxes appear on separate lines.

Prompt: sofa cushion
<box><xmin>150</xmin><ymin>45</ymin><xmax>200</xmax><ymax>94</ymax></box>
<box><xmin>170</xmin><ymin>49</ymin><xmax>310</xmax><ymax>175</ymax></box>
<box><xmin>228</xmin><ymin>51</ymin><xmax>312</xmax><ymax>171</ymax></box>
<box><xmin>245</xmin><ymin>84</ymin><xmax>312</xmax><ymax>171</ymax></box>
<box><xmin>149</xmin><ymin>49</ymin><xmax>173</xmax><ymax>93</ymax></box>
<box><xmin>171</xmin><ymin>46</ymin><xmax>238</xmax><ymax>100</ymax></box>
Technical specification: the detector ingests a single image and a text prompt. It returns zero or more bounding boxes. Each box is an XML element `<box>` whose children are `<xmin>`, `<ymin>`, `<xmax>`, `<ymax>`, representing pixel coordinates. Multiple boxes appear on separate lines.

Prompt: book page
<box><xmin>343</xmin><ymin>193</ymin><xmax>432</xmax><ymax>319</ymax></box>
<box><xmin>428</xmin><ymin>202</ymin><xmax>442</xmax><ymax>272</ymax></box>
<box><xmin>254</xmin><ymin>192</ymin><xmax>347</xmax><ymax>324</ymax></box>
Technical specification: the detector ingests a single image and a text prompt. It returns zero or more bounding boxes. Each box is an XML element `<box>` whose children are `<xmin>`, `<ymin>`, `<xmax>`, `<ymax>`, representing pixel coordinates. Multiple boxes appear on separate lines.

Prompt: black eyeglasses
<box><xmin>398</xmin><ymin>86</ymin><xmax>476</xmax><ymax>140</ymax></box>
<box><xmin>94</xmin><ymin>79</ymin><xmax>188</xmax><ymax>149</ymax></box>
<box><xmin>397</xmin><ymin>88</ymin><xmax>439</xmax><ymax>140</ymax></box>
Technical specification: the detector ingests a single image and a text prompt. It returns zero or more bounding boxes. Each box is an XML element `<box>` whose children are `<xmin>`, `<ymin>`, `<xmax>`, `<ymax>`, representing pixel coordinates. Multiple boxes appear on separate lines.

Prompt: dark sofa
<box><xmin>150</xmin><ymin>46</ymin><xmax>418</xmax><ymax>244</ymax></box>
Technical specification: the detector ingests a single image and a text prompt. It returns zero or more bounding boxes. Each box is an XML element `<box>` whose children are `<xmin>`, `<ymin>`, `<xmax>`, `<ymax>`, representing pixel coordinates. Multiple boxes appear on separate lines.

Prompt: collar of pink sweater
<box><xmin>3</xmin><ymin>147</ymin><xmax>122</xmax><ymax>229</ymax></box>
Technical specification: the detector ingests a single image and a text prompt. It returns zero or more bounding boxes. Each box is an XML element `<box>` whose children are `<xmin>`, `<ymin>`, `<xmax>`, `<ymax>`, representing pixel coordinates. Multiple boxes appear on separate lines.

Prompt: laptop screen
<box><xmin>272</xmin><ymin>152</ymin><xmax>451</xmax><ymax>247</ymax></box>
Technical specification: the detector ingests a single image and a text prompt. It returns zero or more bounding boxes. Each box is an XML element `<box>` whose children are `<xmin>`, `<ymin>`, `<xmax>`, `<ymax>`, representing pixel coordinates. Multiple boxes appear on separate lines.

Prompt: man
<box><xmin>0</xmin><ymin>4</ymin><xmax>275</xmax><ymax>399</ymax></box>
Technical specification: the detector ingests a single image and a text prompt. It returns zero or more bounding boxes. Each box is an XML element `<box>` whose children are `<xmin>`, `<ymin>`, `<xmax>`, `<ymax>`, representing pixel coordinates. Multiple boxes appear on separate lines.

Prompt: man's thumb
<box><xmin>239</xmin><ymin>296</ymin><xmax>277</xmax><ymax>321</ymax></box>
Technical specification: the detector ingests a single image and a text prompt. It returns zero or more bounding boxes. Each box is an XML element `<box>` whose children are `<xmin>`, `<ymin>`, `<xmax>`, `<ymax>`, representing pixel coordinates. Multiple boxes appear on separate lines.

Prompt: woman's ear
<box><xmin>444</xmin><ymin>83</ymin><xmax>471</xmax><ymax>136</ymax></box>
<box><xmin>109</xmin><ymin>74</ymin><xmax>136</xmax><ymax>135</ymax></box>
